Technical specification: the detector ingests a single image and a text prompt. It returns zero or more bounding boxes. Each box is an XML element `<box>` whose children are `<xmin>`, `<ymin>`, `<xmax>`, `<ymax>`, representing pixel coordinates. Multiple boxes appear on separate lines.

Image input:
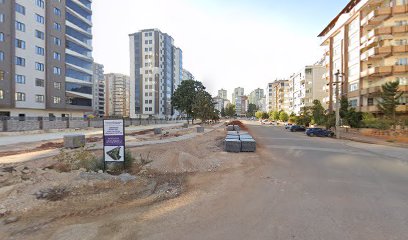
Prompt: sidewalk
<box><xmin>340</xmin><ymin>132</ymin><xmax>408</xmax><ymax>148</ymax></box>
<box><xmin>0</xmin><ymin>122</ymin><xmax>185</xmax><ymax>146</ymax></box>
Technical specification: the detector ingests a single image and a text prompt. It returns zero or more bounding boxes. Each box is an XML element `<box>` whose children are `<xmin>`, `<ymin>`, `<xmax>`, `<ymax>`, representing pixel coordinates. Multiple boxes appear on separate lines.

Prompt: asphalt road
<box><xmin>137</xmin><ymin>122</ymin><xmax>408</xmax><ymax>240</ymax></box>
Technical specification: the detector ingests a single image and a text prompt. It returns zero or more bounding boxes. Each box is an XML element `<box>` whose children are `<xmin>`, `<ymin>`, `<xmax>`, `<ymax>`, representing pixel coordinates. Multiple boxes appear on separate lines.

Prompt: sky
<box><xmin>92</xmin><ymin>0</ymin><xmax>350</xmax><ymax>100</ymax></box>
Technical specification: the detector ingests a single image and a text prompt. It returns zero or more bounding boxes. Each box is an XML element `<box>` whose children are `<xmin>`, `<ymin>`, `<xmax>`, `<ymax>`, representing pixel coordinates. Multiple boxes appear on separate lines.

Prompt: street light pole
<box><xmin>334</xmin><ymin>70</ymin><xmax>341</xmax><ymax>139</ymax></box>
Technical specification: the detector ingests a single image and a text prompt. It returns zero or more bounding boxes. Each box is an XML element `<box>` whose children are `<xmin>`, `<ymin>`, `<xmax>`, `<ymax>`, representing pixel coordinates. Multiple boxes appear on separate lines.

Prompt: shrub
<box><xmin>362</xmin><ymin>113</ymin><xmax>392</xmax><ymax>130</ymax></box>
<box><xmin>54</xmin><ymin>147</ymin><xmax>100</xmax><ymax>172</ymax></box>
<box><xmin>124</xmin><ymin>150</ymin><xmax>135</xmax><ymax>170</ymax></box>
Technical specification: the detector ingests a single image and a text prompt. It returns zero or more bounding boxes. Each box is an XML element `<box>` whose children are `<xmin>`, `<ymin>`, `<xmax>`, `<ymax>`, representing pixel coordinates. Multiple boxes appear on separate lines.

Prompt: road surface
<box><xmin>135</xmin><ymin>122</ymin><xmax>408</xmax><ymax>240</ymax></box>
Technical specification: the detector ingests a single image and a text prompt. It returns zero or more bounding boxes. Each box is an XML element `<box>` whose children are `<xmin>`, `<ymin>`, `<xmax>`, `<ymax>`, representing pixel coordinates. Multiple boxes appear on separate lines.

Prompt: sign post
<box><xmin>103</xmin><ymin>119</ymin><xmax>125</xmax><ymax>171</ymax></box>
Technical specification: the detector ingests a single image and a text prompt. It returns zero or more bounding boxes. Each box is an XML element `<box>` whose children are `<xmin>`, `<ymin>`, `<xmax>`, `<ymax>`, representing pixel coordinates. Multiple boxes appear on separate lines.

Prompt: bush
<box><xmin>124</xmin><ymin>150</ymin><xmax>135</xmax><ymax>170</ymax></box>
<box><xmin>362</xmin><ymin>113</ymin><xmax>392</xmax><ymax>130</ymax></box>
<box><xmin>54</xmin><ymin>147</ymin><xmax>101</xmax><ymax>172</ymax></box>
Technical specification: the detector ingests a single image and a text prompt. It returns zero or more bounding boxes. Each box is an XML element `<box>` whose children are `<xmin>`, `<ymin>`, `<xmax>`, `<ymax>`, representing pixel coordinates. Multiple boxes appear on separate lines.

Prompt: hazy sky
<box><xmin>93</xmin><ymin>0</ymin><xmax>349</xmax><ymax>100</ymax></box>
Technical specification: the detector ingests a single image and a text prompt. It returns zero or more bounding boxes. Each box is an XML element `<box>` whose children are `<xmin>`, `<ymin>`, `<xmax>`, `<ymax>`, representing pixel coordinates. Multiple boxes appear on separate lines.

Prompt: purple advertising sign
<box><xmin>103</xmin><ymin>119</ymin><xmax>125</xmax><ymax>162</ymax></box>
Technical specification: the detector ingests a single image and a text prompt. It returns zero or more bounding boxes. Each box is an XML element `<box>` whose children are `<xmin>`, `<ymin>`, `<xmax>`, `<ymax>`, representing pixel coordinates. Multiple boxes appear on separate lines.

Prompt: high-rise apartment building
<box><xmin>104</xmin><ymin>73</ymin><xmax>130</xmax><ymax>117</ymax></box>
<box><xmin>232</xmin><ymin>87</ymin><xmax>244</xmax><ymax>105</ymax></box>
<box><xmin>218</xmin><ymin>89</ymin><xmax>228</xmax><ymax>100</ymax></box>
<box><xmin>0</xmin><ymin>0</ymin><xmax>93</xmax><ymax>118</ymax></box>
<box><xmin>129</xmin><ymin>29</ymin><xmax>183</xmax><ymax>118</ymax></box>
<box><xmin>92</xmin><ymin>63</ymin><xmax>104</xmax><ymax>117</ymax></box>
<box><xmin>319</xmin><ymin>0</ymin><xmax>408</xmax><ymax>114</ymax></box>
<box><xmin>249</xmin><ymin>88</ymin><xmax>265</xmax><ymax>109</ymax></box>
<box><xmin>267</xmin><ymin>80</ymin><xmax>290</xmax><ymax>113</ymax></box>
<box><xmin>182</xmin><ymin>69</ymin><xmax>194</xmax><ymax>80</ymax></box>
<box><xmin>289</xmin><ymin>64</ymin><xmax>327</xmax><ymax>115</ymax></box>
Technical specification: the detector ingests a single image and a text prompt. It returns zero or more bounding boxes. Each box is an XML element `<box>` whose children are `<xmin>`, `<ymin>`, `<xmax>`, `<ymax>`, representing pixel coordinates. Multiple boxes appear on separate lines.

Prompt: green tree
<box><xmin>279</xmin><ymin>111</ymin><xmax>289</xmax><ymax>122</ymax></box>
<box><xmin>311</xmin><ymin>100</ymin><xmax>326</xmax><ymax>126</ymax></box>
<box><xmin>262</xmin><ymin>112</ymin><xmax>269</xmax><ymax>119</ymax></box>
<box><xmin>191</xmin><ymin>90</ymin><xmax>216</xmax><ymax>123</ymax></box>
<box><xmin>225</xmin><ymin>103</ymin><xmax>236</xmax><ymax>118</ymax></box>
<box><xmin>340</xmin><ymin>96</ymin><xmax>350</xmax><ymax>119</ymax></box>
<box><xmin>296</xmin><ymin>107</ymin><xmax>312</xmax><ymax>126</ymax></box>
<box><xmin>246</xmin><ymin>103</ymin><xmax>258</xmax><ymax>117</ymax></box>
<box><xmin>378</xmin><ymin>80</ymin><xmax>403</xmax><ymax>128</ymax></box>
<box><xmin>270</xmin><ymin>111</ymin><xmax>280</xmax><ymax>121</ymax></box>
<box><xmin>172</xmin><ymin>80</ymin><xmax>206</xmax><ymax>123</ymax></box>
<box><xmin>255</xmin><ymin>111</ymin><xmax>263</xmax><ymax>119</ymax></box>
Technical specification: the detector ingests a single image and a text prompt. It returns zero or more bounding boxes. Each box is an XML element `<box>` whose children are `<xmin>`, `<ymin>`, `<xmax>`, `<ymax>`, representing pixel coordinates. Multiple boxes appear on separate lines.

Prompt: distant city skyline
<box><xmin>92</xmin><ymin>0</ymin><xmax>349</xmax><ymax>97</ymax></box>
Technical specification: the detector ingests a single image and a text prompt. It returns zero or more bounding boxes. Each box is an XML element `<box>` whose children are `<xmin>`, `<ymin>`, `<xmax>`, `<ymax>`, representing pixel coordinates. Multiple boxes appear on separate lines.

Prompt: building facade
<box><xmin>0</xmin><ymin>0</ymin><xmax>93</xmax><ymax>118</ymax></box>
<box><xmin>232</xmin><ymin>87</ymin><xmax>244</xmax><ymax>105</ymax></box>
<box><xmin>319</xmin><ymin>0</ymin><xmax>408</xmax><ymax>114</ymax></box>
<box><xmin>289</xmin><ymin>64</ymin><xmax>327</xmax><ymax>115</ymax></box>
<box><xmin>248</xmin><ymin>88</ymin><xmax>265</xmax><ymax>109</ymax></box>
<box><xmin>182</xmin><ymin>69</ymin><xmax>194</xmax><ymax>80</ymax></box>
<box><xmin>92</xmin><ymin>62</ymin><xmax>104</xmax><ymax>117</ymax></box>
<box><xmin>235</xmin><ymin>95</ymin><xmax>248</xmax><ymax>117</ymax></box>
<box><xmin>267</xmin><ymin>80</ymin><xmax>290</xmax><ymax>113</ymax></box>
<box><xmin>104</xmin><ymin>73</ymin><xmax>130</xmax><ymax>117</ymax></box>
<box><xmin>218</xmin><ymin>88</ymin><xmax>228</xmax><ymax>100</ymax></box>
<box><xmin>129</xmin><ymin>29</ymin><xmax>183</xmax><ymax>118</ymax></box>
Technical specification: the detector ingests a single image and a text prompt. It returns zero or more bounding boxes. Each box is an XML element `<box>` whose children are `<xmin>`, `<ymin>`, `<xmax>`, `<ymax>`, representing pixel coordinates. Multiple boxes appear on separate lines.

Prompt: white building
<box><xmin>92</xmin><ymin>63</ymin><xmax>105</xmax><ymax>117</ymax></box>
<box><xmin>105</xmin><ymin>73</ymin><xmax>130</xmax><ymax>117</ymax></box>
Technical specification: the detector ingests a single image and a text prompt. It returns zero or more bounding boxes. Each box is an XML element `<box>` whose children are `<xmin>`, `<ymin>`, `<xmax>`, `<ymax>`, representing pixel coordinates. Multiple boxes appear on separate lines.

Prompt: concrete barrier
<box><xmin>196</xmin><ymin>126</ymin><xmax>205</xmax><ymax>133</ymax></box>
<box><xmin>224</xmin><ymin>139</ymin><xmax>242</xmax><ymax>153</ymax></box>
<box><xmin>64</xmin><ymin>134</ymin><xmax>86</xmax><ymax>148</ymax></box>
<box><xmin>241</xmin><ymin>139</ymin><xmax>256</xmax><ymax>152</ymax></box>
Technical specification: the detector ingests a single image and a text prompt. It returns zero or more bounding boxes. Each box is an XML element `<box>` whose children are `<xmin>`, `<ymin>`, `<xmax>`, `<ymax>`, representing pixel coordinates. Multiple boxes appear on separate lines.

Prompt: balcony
<box><xmin>361</xmin><ymin>26</ymin><xmax>408</xmax><ymax>44</ymax></box>
<box><xmin>361</xmin><ymin>8</ymin><xmax>391</xmax><ymax>28</ymax></box>
<box><xmin>360</xmin><ymin>86</ymin><xmax>382</xmax><ymax>95</ymax></box>
<box><xmin>360</xmin><ymin>105</ymin><xmax>380</xmax><ymax>112</ymax></box>
<box><xmin>361</xmin><ymin>46</ymin><xmax>392</xmax><ymax>61</ymax></box>
<box><xmin>360</xmin><ymin>66</ymin><xmax>393</xmax><ymax>78</ymax></box>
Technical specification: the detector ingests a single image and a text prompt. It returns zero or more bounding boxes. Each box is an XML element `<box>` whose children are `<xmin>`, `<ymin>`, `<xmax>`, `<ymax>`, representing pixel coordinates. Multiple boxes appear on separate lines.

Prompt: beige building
<box><xmin>105</xmin><ymin>73</ymin><xmax>130</xmax><ymax>117</ymax></box>
<box><xmin>267</xmin><ymin>80</ymin><xmax>290</xmax><ymax>113</ymax></box>
<box><xmin>319</xmin><ymin>0</ymin><xmax>408</xmax><ymax>114</ymax></box>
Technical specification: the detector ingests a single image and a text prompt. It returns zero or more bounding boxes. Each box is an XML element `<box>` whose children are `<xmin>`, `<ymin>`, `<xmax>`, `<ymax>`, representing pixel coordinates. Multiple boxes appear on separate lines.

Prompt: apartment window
<box><xmin>54</xmin><ymin>23</ymin><xmax>61</xmax><ymax>31</ymax></box>
<box><xmin>0</xmin><ymin>14</ymin><xmax>4</xmax><ymax>23</ymax></box>
<box><xmin>15</xmin><ymin>57</ymin><xmax>25</xmax><ymax>66</ymax></box>
<box><xmin>16</xmin><ymin>21</ymin><xmax>25</xmax><ymax>32</ymax></box>
<box><xmin>0</xmin><ymin>70</ymin><xmax>4</xmax><ymax>80</ymax></box>
<box><xmin>15</xmin><ymin>74</ymin><xmax>26</xmax><ymax>84</ymax></box>
<box><xmin>349</xmin><ymin>99</ymin><xmax>358</xmax><ymax>108</ymax></box>
<box><xmin>396</xmin><ymin>58</ymin><xmax>408</xmax><ymax>66</ymax></box>
<box><xmin>36</xmin><ymin>46</ymin><xmax>45</xmax><ymax>56</ymax></box>
<box><xmin>145</xmin><ymin>100</ymin><xmax>148</xmax><ymax>104</ymax></box>
<box><xmin>54</xmin><ymin>7</ymin><xmax>61</xmax><ymax>16</ymax></box>
<box><xmin>35</xmin><ymin>78</ymin><xmax>45</xmax><ymax>87</ymax></box>
<box><xmin>16</xmin><ymin>92</ymin><xmax>26</xmax><ymax>101</ymax></box>
<box><xmin>54</xmin><ymin>82</ymin><xmax>61</xmax><ymax>90</ymax></box>
<box><xmin>15</xmin><ymin>39</ymin><xmax>26</xmax><ymax>49</ymax></box>
<box><xmin>15</xmin><ymin>3</ymin><xmax>25</xmax><ymax>15</ymax></box>
<box><xmin>368</xmin><ymin>98</ymin><xmax>374</xmax><ymax>106</ymax></box>
<box><xmin>53</xmin><ymin>52</ymin><xmax>61</xmax><ymax>60</ymax></box>
<box><xmin>0</xmin><ymin>32</ymin><xmax>3</xmax><ymax>42</ymax></box>
<box><xmin>36</xmin><ymin>0</ymin><xmax>45</xmax><ymax>8</ymax></box>
<box><xmin>35</xmin><ymin>30</ymin><xmax>45</xmax><ymax>40</ymax></box>
<box><xmin>35</xmin><ymin>62</ymin><xmax>45</xmax><ymax>71</ymax></box>
<box><xmin>53</xmin><ymin>37</ymin><xmax>61</xmax><ymax>46</ymax></box>
<box><xmin>145</xmin><ymin>107</ymin><xmax>148</xmax><ymax>111</ymax></box>
<box><xmin>53</xmin><ymin>67</ymin><xmax>61</xmax><ymax>75</ymax></box>
<box><xmin>145</xmin><ymin>40</ymin><xmax>148</xmax><ymax>44</ymax></box>
<box><xmin>149</xmin><ymin>107</ymin><xmax>152</xmax><ymax>111</ymax></box>
<box><xmin>395</xmin><ymin>20</ymin><xmax>408</xmax><ymax>26</ymax></box>
<box><xmin>36</xmin><ymin>14</ymin><xmax>45</xmax><ymax>24</ymax></box>
<box><xmin>394</xmin><ymin>39</ymin><xmax>408</xmax><ymax>46</ymax></box>
<box><xmin>53</xmin><ymin>96</ymin><xmax>61</xmax><ymax>104</ymax></box>
<box><xmin>349</xmin><ymin>82</ymin><xmax>359</xmax><ymax>92</ymax></box>
<box><xmin>0</xmin><ymin>51</ymin><xmax>3</xmax><ymax>61</ymax></box>
<box><xmin>35</xmin><ymin>95</ymin><xmax>44</xmax><ymax>103</ymax></box>
<box><xmin>0</xmin><ymin>90</ymin><xmax>3</xmax><ymax>100</ymax></box>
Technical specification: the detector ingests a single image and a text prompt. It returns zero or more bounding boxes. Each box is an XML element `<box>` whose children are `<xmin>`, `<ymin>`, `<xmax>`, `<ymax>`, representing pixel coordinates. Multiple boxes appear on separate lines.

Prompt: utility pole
<box><xmin>334</xmin><ymin>70</ymin><xmax>342</xmax><ymax>139</ymax></box>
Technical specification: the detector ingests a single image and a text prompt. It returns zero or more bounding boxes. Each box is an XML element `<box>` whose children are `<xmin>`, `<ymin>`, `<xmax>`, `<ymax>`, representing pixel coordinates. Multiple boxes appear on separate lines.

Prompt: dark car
<box><xmin>306</xmin><ymin>128</ymin><xmax>335</xmax><ymax>137</ymax></box>
<box><xmin>289</xmin><ymin>125</ymin><xmax>306</xmax><ymax>132</ymax></box>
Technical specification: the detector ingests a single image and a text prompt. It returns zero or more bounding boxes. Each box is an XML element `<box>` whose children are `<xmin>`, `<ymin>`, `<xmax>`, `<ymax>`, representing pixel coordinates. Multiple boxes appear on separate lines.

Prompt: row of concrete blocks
<box><xmin>224</xmin><ymin>131</ymin><xmax>256</xmax><ymax>153</ymax></box>
<box><xmin>227</xmin><ymin>125</ymin><xmax>241</xmax><ymax>132</ymax></box>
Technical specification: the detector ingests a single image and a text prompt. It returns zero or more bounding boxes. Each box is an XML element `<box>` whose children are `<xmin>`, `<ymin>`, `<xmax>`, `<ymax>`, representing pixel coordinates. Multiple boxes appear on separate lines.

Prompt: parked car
<box><xmin>306</xmin><ymin>128</ymin><xmax>335</xmax><ymax>137</ymax></box>
<box><xmin>284</xmin><ymin>123</ymin><xmax>293</xmax><ymax>129</ymax></box>
<box><xmin>289</xmin><ymin>125</ymin><xmax>306</xmax><ymax>132</ymax></box>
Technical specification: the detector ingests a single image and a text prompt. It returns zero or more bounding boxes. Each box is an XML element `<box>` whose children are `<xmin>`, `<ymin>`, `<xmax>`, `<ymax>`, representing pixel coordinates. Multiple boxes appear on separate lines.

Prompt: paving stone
<box><xmin>227</xmin><ymin>125</ymin><xmax>235</xmax><ymax>131</ymax></box>
<box><xmin>241</xmin><ymin>138</ymin><xmax>256</xmax><ymax>152</ymax></box>
<box><xmin>233</xmin><ymin>125</ymin><xmax>241</xmax><ymax>132</ymax></box>
<box><xmin>154</xmin><ymin>128</ymin><xmax>162</xmax><ymax>135</ymax></box>
<box><xmin>63</xmin><ymin>134</ymin><xmax>85</xmax><ymax>149</ymax></box>
<box><xmin>196</xmin><ymin>126</ymin><xmax>205</xmax><ymax>133</ymax></box>
<box><xmin>224</xmin><ymin>139</ymin><xmax>242</xmax><ymax>153</ymax></box>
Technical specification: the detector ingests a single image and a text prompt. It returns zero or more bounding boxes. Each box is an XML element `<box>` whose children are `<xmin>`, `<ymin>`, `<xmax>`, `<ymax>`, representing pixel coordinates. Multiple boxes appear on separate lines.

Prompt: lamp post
<box><xmin>334</xmin><ymin>70</ymin><xmax>343</xmax><ymax>139</ymax></box>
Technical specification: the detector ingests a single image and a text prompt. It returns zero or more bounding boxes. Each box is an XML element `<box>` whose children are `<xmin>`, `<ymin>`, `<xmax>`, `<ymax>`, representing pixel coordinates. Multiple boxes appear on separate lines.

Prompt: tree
<box><xmin>262</xmin><ymin>112</ymin><xmax>269</xmax><ymax>119</ymax></box>
<box><xmin>279</xmin><ymin>111</ymin><xmax>289</xmax><ymax>122</ymax></box>
<box><xmin>246</xmin><ymin>103</ymin><xmax>258</xmax><ymax>117</ymax></box>
<box><xmin>220</xmin><ymin>107</ymin><xmax>226</xmax><ymax>117</ymax></box>
<box><xmin>192</xmin><ymin>90</ymin><xmax>216</xmax><ymax>123</ymax></box>
<box><xmin>311</xmin><ymin>100</ymin><xmax>326</xmax><ymax>126</ymax></box>
<box><xmin>172</xmin><ymin>80</ymin><xmax>206</xmax><ymax>123</ymax></box>
<box><xmin>225</xmin><ymin>103</ymin><xmax>236</xmax><ymax>118</ymax></box>
<box><xmin>378</xmin><ymin>80</ymin><xmax>403</xmax><ymax>128</ymax></box>
<box><xmin>340</xmin><ymin>96</ymin><xmax>350</xmax><ymax>119</ymax></box>
<box><xmin>269</xmin><ymin>111</ymin><xmax>280</xmax><ymax>121</ymax></box>
<box><xmin>255</xmin><ymin>111</ymin><xmax>263</xmax><ymax>119</ymax></box>
<box><xmin>296</xmin><ymin>107</ymin><xmax>312</xmax><ymax>126</ymax></box>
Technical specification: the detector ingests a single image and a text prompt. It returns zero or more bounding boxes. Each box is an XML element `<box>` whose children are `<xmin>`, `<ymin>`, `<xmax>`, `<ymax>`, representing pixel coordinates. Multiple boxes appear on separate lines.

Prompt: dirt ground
<box><xmin>0</xmin><ymin>124</ymin><xmax>259</xmax><ymax>240</ymax></box>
